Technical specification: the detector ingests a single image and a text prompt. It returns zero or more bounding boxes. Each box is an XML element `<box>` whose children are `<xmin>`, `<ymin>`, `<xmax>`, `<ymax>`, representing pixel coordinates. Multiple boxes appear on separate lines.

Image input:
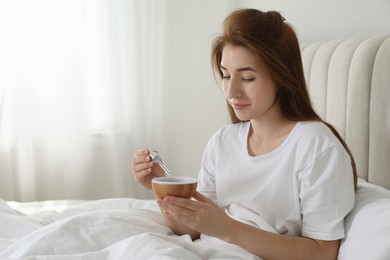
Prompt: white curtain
<box><xmin>0</xmin><ymin>0</ymin><xmax>172</xmax><ymax>201</ymax></box>
<box><xmin>0</xmin><ymin>0</ymin><xmax>231</xmax><ymax>202</ymax></box>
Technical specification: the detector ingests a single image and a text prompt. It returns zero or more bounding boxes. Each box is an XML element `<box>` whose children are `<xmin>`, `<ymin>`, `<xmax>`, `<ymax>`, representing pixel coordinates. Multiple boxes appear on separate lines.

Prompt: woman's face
<box><xmin>220</xmin><ymin>44</ymin><xmax>279</xmax><ymax>122</ymax></box>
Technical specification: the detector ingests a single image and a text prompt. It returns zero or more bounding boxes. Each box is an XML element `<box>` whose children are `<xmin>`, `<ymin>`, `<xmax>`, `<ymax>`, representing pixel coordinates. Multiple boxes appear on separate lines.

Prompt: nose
<box><xmin>224</xmin><ymin>77</ymin><xmax>241</xmax><ymax>100</ymax></box>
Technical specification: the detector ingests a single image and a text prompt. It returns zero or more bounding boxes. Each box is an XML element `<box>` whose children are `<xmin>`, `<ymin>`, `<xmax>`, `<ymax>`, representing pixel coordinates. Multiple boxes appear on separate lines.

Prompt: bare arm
<box><xmin>159</xmin><ymin>192</ymin><xmax>340</xmax><ymax>260</ymax></box>
<box><xmin>223</xmin><ymin>220</ymin><xmax>340</xmax><ymax>260</ymax></box>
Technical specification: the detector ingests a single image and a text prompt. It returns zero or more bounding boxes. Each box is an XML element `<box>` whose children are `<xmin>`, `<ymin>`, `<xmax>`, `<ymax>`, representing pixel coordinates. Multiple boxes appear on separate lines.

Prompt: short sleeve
<box><xmin>298</xmin><ymin>146</ymin><xmax>355</xmax><ymax>240</ymax></box>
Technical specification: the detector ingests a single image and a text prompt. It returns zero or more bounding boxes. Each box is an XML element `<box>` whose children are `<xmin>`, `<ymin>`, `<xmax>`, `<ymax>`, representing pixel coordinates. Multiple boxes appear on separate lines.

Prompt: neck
<box><xmin>247</xmin><ymin>114</ymin><xmax>296</xmax><ymax>156</ymax></box>
<box><xmin>250</xmin><ymin>117</ymin><xmax>291</xmax><ymax>140</ymax></box>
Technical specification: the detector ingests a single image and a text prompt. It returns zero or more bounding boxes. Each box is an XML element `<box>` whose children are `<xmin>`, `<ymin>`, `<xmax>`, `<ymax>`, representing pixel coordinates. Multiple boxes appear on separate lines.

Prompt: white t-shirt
<box><xmin>197</xmin><ymin>121</ymin><xmax>355</xmax><ymax>240</ymax></box>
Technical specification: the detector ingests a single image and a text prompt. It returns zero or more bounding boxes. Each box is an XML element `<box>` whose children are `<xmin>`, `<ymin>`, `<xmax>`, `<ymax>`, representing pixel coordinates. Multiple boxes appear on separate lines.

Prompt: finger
<box><xmin>131</xmin><ymin>150</ymin><xmax>150</xmax><ymax>167</ymax></box>
<box><xmin>193</xmin><ymin>192</ymin><xmax>214</xmax><ymax>204</ymax></box>
<box><xmin>135</xmin><ymin>149</ymin><xmax>149</xmax><ymax>156</ymax></box>
<box><xmin>133</xmin><ymin>167</ymin><xmax>153</xmax><ymax>179</ymax></box>
<box><xmin>133</xmin><ymin>153</ymin><xmax>151</xmax><ymax>165</ymax></box>
<box><xmin>156</xmin><ymin>199</ymin><xmax>164</xmax><ymax>209</ymax></box>
<box><xmin>163</xmin><ymin>196</ymin><xmax>198</xmax><ymax>211</ymax></box>
<box><xmin>156</xmin><ymin>198</ymin><xmax>175</xmax><ymax>213</ymax></box>
<box><xmin>161</xmin><ymin>198</ymin><xmax>195</xmax><ymax>219</ymax></box>
<box><xmin>132</xmin><ymin>160</ymin><xmax>153</xmax><ymax>174</ymax></box>
<box><xmin>132</xmin><ymin>150</ymin><xmax>152</xmax><ymax>171</ymax></box>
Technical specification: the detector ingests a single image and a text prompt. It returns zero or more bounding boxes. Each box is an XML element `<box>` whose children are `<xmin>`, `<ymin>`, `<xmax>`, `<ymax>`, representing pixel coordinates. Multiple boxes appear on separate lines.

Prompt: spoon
<box><xmin>149</xmin><ymin>151</ymin><xmax>172</xmax><ymax>177</ymax></box>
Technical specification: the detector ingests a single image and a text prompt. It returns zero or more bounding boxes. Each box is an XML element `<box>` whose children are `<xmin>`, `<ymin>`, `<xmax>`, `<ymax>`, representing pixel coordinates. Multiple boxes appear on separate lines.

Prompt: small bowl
<box><xmin>152</xmin><ymin>176</ymin><xmax>197</xmax><ymax>199</ymax></box>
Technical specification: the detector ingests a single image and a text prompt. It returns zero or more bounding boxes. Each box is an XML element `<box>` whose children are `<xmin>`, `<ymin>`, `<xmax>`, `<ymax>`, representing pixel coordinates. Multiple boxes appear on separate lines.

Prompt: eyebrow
<box><xmin>220</xmin><ymin>65</ymin><xmax>257</xmax><ymax>72</ymax></box>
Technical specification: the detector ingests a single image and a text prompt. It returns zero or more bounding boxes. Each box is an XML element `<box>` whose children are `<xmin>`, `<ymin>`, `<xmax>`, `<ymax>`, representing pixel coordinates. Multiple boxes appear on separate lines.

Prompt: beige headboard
<box><xmin>301</xmin><ymin>35</ymin><xmax>390</xmax><ymax>190</ymax></box>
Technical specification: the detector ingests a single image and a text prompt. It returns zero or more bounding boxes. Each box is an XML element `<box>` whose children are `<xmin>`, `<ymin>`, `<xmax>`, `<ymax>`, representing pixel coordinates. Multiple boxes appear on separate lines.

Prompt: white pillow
<box><xmin>338</xmin><ymin>179</ymin><xmax>390</xmax><ymax>259</ymax></box>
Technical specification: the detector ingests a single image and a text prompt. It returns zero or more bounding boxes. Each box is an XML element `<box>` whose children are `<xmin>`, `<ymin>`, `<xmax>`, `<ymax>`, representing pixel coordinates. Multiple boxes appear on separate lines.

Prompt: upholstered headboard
<box><xmin>301</xmin><ymin>35</ymin><xmax>390</xmax><ymax>190</ymax></box>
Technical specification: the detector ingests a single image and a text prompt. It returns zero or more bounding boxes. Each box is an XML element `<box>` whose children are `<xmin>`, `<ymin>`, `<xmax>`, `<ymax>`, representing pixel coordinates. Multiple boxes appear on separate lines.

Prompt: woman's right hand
<box><xmin>131</xmin><ymin>149</ymin><xmax>165</xmax><ymax>190</ymax></box>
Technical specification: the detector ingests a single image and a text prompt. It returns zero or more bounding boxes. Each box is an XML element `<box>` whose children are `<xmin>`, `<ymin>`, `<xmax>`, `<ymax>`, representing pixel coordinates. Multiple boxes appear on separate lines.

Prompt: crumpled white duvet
<box><xmin>2</xmin><ymin>179</ymin><xmax>390</xmax><ymax>259</ymax></box>
<box><xmin>0</xmin><ymin>198</ymin><xmax>262</xmax><ymax>260</ymax></box>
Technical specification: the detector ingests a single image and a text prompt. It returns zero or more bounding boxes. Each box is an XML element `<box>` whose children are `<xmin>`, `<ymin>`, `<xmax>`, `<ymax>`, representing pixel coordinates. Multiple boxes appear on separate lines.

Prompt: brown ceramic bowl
<box><xmin>152</xmin><ymin>176</ymin><xmax>197</xmax><ymax>199</ymax></box>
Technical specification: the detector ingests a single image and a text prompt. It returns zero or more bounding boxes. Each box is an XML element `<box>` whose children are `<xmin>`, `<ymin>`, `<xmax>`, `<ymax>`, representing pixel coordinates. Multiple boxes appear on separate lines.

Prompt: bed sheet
<box><xmin>0</xmin><ymin>198</ymin><xmax>261</xmax><ymax>259</ymax></box>
<box><xmin>1</xmin><ymin>178</ymin><xmax>390</xmax><ymax>259</ymax></box>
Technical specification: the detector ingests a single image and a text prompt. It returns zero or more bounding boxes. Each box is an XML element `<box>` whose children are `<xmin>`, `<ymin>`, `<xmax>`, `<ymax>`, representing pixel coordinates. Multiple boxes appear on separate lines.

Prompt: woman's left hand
<box><xmin>157</xmin><ymin>192</ymin><xmax>234</xmax><ymax>239</ymax></box>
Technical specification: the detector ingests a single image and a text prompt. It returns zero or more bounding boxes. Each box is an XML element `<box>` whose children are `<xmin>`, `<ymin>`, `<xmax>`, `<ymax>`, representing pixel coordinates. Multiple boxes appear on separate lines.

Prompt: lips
<box><xmin>231</xmin><ymin>103</ymin><xmax>249</xmax><ymax>110</ymax></box>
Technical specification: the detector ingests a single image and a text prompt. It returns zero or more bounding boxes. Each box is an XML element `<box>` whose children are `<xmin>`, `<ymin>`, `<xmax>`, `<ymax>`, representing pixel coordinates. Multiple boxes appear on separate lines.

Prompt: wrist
<box><xmin>217</xmin><ymin>217</ymin><xmax>244</xmax><ymax>244</ymax></box>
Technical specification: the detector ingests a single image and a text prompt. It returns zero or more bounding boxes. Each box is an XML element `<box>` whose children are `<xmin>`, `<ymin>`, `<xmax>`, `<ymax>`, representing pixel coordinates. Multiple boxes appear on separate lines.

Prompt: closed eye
<box><xmin>243</xmin><ymin>78</ymin><xmax>255</xmax><ymax>82</ymax></box>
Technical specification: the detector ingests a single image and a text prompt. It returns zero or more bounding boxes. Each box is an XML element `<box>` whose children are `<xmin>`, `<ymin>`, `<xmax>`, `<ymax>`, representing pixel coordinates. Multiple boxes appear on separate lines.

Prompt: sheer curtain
<box><xmin>0</xmin><ymin>0</ymin><xmax>175</xmax><ymax>201</ymax></box>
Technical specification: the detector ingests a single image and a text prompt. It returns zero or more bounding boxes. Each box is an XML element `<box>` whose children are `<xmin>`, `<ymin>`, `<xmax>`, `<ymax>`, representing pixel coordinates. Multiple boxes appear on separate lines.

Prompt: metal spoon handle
<box><xmin>149</xmin><ymin>151</ymin><xmax>172</xmax><ymax>177</ymax></box>
<box><xmin>158</xmin><ymin>162</ymin><xmax>172</xmax><ymax>177</ymax></box>
<box><xmin>149</xmin><ymin>151</ymin><xmax>161</xmax><ymax>163</ymax></box>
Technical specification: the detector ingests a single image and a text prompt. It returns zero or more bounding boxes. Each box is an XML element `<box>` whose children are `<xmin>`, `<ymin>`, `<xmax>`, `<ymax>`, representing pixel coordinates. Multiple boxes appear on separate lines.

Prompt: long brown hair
<box><xmin>211</xmin><ymin>9</ymin><xmax>357</xmax><ymax>189</ymax></box>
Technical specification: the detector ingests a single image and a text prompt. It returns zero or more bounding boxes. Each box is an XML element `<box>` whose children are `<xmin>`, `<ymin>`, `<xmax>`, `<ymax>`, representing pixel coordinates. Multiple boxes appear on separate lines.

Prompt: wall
<box><xmin>231</xmin><ymin>0</ymin><xmax>390</xmax><ymax>43</ymax></box>
<box><xmin>160</xmin><ymin>0</ymin><xmax>390</xmax><ymax>181</ymax></box>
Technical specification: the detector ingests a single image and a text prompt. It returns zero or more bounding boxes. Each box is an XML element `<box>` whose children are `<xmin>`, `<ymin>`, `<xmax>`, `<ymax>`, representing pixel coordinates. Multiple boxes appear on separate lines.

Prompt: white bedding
<box><xmin>0</xmin><ymin>199</ymin><xmax>261</xmax><ymax>259</ymax></box>
<box><xmin>1</xmin><ymin>179</ymin><xmax>389</xmax><ymax>259</ymax></box>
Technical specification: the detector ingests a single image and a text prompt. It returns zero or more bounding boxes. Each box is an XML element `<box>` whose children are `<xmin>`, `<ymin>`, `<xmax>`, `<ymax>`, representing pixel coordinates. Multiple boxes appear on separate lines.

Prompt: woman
<box><xmin>131</xmin><ymin>9</ymin><xmax>356</xmax><ymax>260</ymax></box>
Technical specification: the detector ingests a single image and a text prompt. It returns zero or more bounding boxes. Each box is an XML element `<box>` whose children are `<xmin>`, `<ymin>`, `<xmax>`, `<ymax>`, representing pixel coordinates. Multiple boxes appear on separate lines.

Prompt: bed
<box><xmin>1</xmin><ymin>35</ymin><xmax>390</xmax><ymax>259</ymax></box>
